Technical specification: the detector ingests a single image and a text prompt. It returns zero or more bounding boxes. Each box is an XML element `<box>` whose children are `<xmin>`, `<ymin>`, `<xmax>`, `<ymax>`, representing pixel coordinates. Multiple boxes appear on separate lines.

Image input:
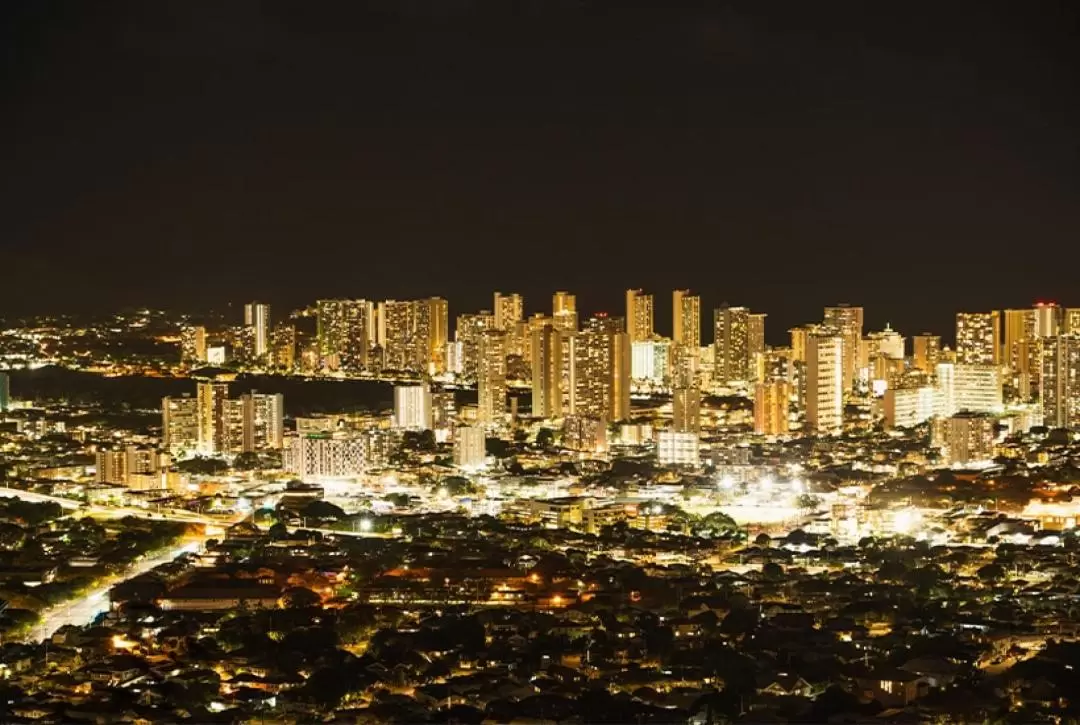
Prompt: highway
<box><xmin>0</xmin><ymin>487</ymin><xmax>227</xmax><ymax>526</ymax></box>
<box><xmin>28</xmin><ymin>539</ymin><xmax>205</xmax><ymax>643</ymax></box>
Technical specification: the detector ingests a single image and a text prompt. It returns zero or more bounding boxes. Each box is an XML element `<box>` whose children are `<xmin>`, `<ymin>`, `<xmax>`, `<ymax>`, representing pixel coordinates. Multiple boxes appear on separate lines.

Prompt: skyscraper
<box><xmin>955</xmin><ymin>311</ymin><xmax>1001</xmax><ymax>366</ymax></box>
<box><xmin>270</xmin><ymin>323</ymin><xmax>297</xmax><ymax>371</ymax></box>
<box><xmin>573</xmin><ymin>315</ymin><xmax>631</xmax><ymax>422</ymax></box>
<box><xmin>162</xmin><ymin>395</ymin><xmax>199</xmax><ymax>454</ymax></box>
<box><xmin>1041</xmin><ymin>334</ymin><xmax>1080</xmax><ymax>428</ymax></box>
<box><xmin>180</xmin><ymin>325</ymin><xmax>208</xmax><ymax>366</ymax></box>
<box><xmin>493</xmin><ymin>292</ymin><xmax>524</xmax><ymax>331</ymax></box>
<box><xmin>1003</xmin><ymin>309</ymin><xmax>1036</xmax><ymax>398</ymax></box>
<box><xmin>379</xmin><ymin>297</ymin><xmax>448</xmax><ymax>375</ymax></box>
<box><xmin>805</xmin><ymin>332</ymin><xmax>844</xmax><ymax>434</ymax></box>
<box><xmin>244</xmin><ymin>302</ymin><xmax>271</xmax><ymax>359</ymax></box>
<box><xmin>552</xmin><ymin>291</ymin><xmax>578</xmax><ymax>332</ymax></box>
<box><xmin>454</xmin><ymin>312</ymin><xmax>496</xmax><ymax>381</ymax></box>
<box><xmin>672</xmin><ymin>386</ymin><xmax>701</xmax><ymax>434</ymax></box>
<box><xmin>196</xmin><ymin>379</ymin><xmax>234</xmax><ymax>454</ymax></box>
<box><xmin>912</xmin><ymin>334</ymin><xmax>942</xmax><ymax>375</ymax></box>
<box><xmin>823</xmin><ymin>304</ymin><xmax>864</xmax><ymax>393</ymax></box>
<box><xmin>714</xmin><ymin>305</ymin><xmax>751</xmax><ymax>383</ymax></box>
<box><xmin>625</xmin><ymin>289</ymin><xmax>654</xmax><ymax>342</ymax></box>
<box><xmin>241</xmin><ymin>392</ymin><xmax>285</xmax><ymax>451</ymax></box>
<box><xmin>754</xmin><ymin>380</ymin><xmax>791</xmax><ymax>435</ymax></box>
<box><xmin>531</xmin><ymin>324</ymin><xmax>564</xmax><ymax>419</ymax></box>
<box><xmin>477</xmin><ymin>329</ymin><xmax>507</xmax><ymax>426</ymax></box>
<box><xmin>393</xmin><ymin>383</ymin><xmax>433</xmax><ymax>430</ymax></box>
<box><xmin>672</xmin><ymin>290</ymin><xmax>701</xmax><ymax>348</ymax></box>
<box><xmin>748</xmin><ymin>313</ymin><xmax>767</xmax><ymax>380</ymax></box>
<box><xmin>0</xmin><ymin>371</ymin><xmax>8</xmax><ymax>412</ymax></box>
<box><xmin>317</xmin><ymin>299</ymin><xmax>373</xmax><ymax>372</ymax></box>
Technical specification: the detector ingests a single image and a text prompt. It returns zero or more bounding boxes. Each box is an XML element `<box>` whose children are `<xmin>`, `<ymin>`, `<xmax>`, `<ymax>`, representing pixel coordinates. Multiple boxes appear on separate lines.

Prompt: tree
<box><xmin>174</xmin><ymin>456</ymin><xmax>228</xmax><ymax>475</ymax></box>
<box><xmin>977</xmin><ymin>562</ymin><xmax>1006</xmax><ymax>583</ymax></box>
<box><xmin>536</xmin><ymin>428</ymin><xmax>556</xmax><ymax>449</ymax></box>
<box><xmin>301</xmin><ymin>500</ymin><xmax>346</xmax><ymax>522</ymax></box>
<box><xmin>282</xmin><ymin>587</ymin><xmax>321</xmax><ymax>609</ymax></box>
<box><xmin>232</xmin><ymin>451</ymin><xmax>260</xmax><ymax>470</ymax></box>
<box><xmin>754</xmin><ymin>532</ymin><xmax>772</xmax><ymax>548</ymax></box>
<box><xmin>762</xmin><ymin>562</ymin><xmax>784</xmax><ymax>580</ymax></box>
<box><xmin>796</xmin><ymin>493</ymin><xmax>822</xmax><ymax>511</ymax></box>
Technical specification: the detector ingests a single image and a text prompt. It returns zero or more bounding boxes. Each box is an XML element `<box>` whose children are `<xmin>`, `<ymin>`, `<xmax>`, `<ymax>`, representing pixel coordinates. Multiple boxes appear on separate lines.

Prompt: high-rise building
<box><xmin>0</xmin><ymin>371</ymin><xmax>8</xmax><ymax>412</ymax></box>
<box><xmin>493</xmin><ymin>292</ymin><xmax>524</xmax><ymax>331</ymax></box>
<box><xmin>1034</xmin><ymin>302</ymin><xmax>1064</xmax><ymax>339</ymax></box>
<box><xmin>96</xmin><ymin>445</ymin><xmax>163</xmax><ymax>486</ymax></box>
<box><xmin>823</xmin><ymin>304</ymin><xmax>864</xmax><ymax>393</ymax></box>
<box><xmin>956</xmin><ymin>311</ymin><xmax>1001</xmax><ymax>366</ymax></box>
<box><xmin>1003</xmin><ymin>309</ymin><xmax>1036</xmax><ymax>399</ymax></box>
<box><xmin>379</xmin><ymin>297</ymin><xmax>448</xmax><ymax>375</ymax></box>
<box><xmin>180</xmin><ymin>326</ymin><xmax>208</xmax><ymax>366</ymax></box>
<box><xmin>244</xmin><ymin>302</ymin><xmax>271</xmax><ymax>359</ymax></box>
<box><xmin>317</xmin><ymin>299</ymin><xmax>373</xmax><ymax>372</ymax></box>
<box><xmin>196</xmin><ymin>380</ymin><xmax>234</xmax><ymax>454</ymax></box>
<box><xmin>1041</xmin><ymin>334</ymin><xmax>1080</xmax><ymax>428</ymax></box>
<box><xmin>672</xmin><ymin>386</ymin><xmax>701</xmax><ymax>434</ymax></box>
<box><xmin>552</xmin><ymin>291</ymin><xmax>578</xmax><ymax>332</ymax></box>
<box><xmin>241</xmin><ymin>392</ymin><xmax>284</xmax><ymax>451</ymax></box>
<box><xmin>656</xmin><ymin>430</ymin><xmax>699</xmax><ymax>466</ymax></box>
<box><xmin>1066</xmin><ymin>308</ymin><xmax>1080</xmax><ymax>334</ymax></box>
<box><xmin>284</xmin><ymin>430</ymin><xmax>396</xmax><ymax>479</ymax></box>
<box><xmin>455</xmin><ymin>312</ymin><xmax>495</xmax><ymax>381</ymax></box>
<box><xmin>754</xmin><ymin>380</ymin><xmax>791</xmax><ymax>435</ymax></box>
<box><xmin>453</xmin><ymin>426</ymin><xmax>487</xmax><ymax>468</ymax></box>
<box><xmin>714</xmin><ymin>305</ymin><xmax>751</xmax><ymax>384</ymax></box>
<box><xmin>937</xmin><ymin>412</ymin><xmax>997</xmax><ymax>466</ymax></box>
<box><xmin>393</xmin><ymin>383</ymin><xmax>433</xmax><ymax>430</ymax></box>
<box><xmin>805</xmin><ymin>332</ymin><xmax>844</xmax><ymax>434</ymax></box>
<box><xmin>883</xmin><ymin>386</ymin><xmax>936</xmax><ymax>429</ymax></box>
<box><xmin>532</xmin><ymin>324</ymin><xmax>564</xmax><ymax>419</ymax></box>
<box><xmin>270</xmin><ymin>324</ymin><xmax>297</xmax><ymax>371</ymax></box>
<box><xmin>789</xmin><ymin>326</ymin><xmax>813</xmax><ymax>363</ymax></box>
<box><xmin>573</xmin><ymin>315</ymin><xmax>631</xmax><ymax>422</ymax></box>
<box><xmin>912</xmin><ymin>334</ymin><xmax>942</xmax><ymax>375</ymax></box>
<box><xmin>162</xmin><ymin>395</ymin><xmax>199</xmax><ymax>454</ymax></box>
<box><xmin>631</xmin><ymin>340</ymin><xmax>671</xmax><ymax>384</ymax></box>
<box><xmin>934</xmin><ymin>363</ymin><xmax>1003</xmax><ymax>416</ymax></box>
<box><xmin>748</xmin><ymin>313</ymin><xmax>767</xmax><ymax>380</ymax></box>
<box><xmin>625</xmin><ymin>289</ymin><xmax>654</xmax><ymax>342</ymax></box>
<box><xmin>672</xmin><ymin>290</ymin><xmax>701</xmax><ymax>348</ymax></box>
<box><xmin>477</xmin><ymin>329</ymin><xmax>507</xmax><ymax>426</ymax></box>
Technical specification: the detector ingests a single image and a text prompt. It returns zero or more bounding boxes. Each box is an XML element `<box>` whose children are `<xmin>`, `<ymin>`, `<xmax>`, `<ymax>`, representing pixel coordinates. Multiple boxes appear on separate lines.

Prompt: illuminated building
<box><xmin>912</xmin><ymin>334</ymin><xmax>941</xmax><ymax>375</ymax></box>
<box><xmin>672</xmin><ymin>386</ymin><xmax>701</xmax><ymax>434</ymax></box>
<box><xmin>1067</xmin><ymin>308</ymin><xmax>1080</xmax><ymax>334</ymax></box>
<box><xmin>625</xmin><ymin>289</ymin><xmax>654</xmax><ymax>342</ymax></box>
<box><xmin>672</xmin><ymin>290</ymin><xmax>701</xmax><ymax>347</ymax></box>
<box><xmin>1003</xmin><ymin>308</ymin><xmax>1036</xmax><ymax>399</ymax></box>
<box><xmin>1034</xmin><ymin>302</ymin><xmax>1063</xmax><ymax>338</ymax></box>
<box><xmin>196</xmin><ymin>380</ymin><xmax>232</xmax><ymax>454</ymax></box>
<box><xmin>754</xmin><ymin>380</ymin><xmax>791</xmax><ymax>435</ymax></box>
<box><xmin>270</xmin><ymin>323</ymin><xmax>296</xmax><ymax>370</ymax></box>
<box><xmin>955</xmin><ymin>311</ymin><xmax>1000</xmax><ymax>366</ymax></box>
<box><xmin>805</xmin><ymin>332</ymin><xmax>843</xmax><ymax>434</ymax></box>
<box><xmin>379</xmin><ymin>297</ymin><xmax>448</xmax><ymax>375</ymax></box>
<box><xmin>531</xmin><ymin>324</ymin><xmax>564</xmax><ymax>419</ymax></box>
<box><xmin>573</xmin><ymin>315</ymin><xmax>631</xmax><ymax>422</ymax></box>
<box><xmin>883</xmin><ymin>385</ymin><xmax>935</xmax><ymax>429</ymax></box>
<box><xmin>284</xmin><ymin>430</ymin><xmax>395</xmax><ymax>479</ymax></box>
<box><xmin>748</xmin><ymin>313</ymin><xmax>766</xmax><ymax>379</ymax></box>
<box><xmin>454</xmin><ymin>311</ymin><xmax>495</xmax><ymax>381</ymax></box>
<box><xmin>243</xmin><ymin>302</ymin><xmax>271</xmax><ymax>359</ymax></box>
<box><xmin>934</xmin><ymin>363</ymin><xmax>1003</xmax><ymax>415</ymax></box>
<box><xmin>864</xmin><ymin>324</ymin><xmax>904</xmax><ymax>361</ymax></box>
<box><xmin>657</xmin><ymin>430</ymin><xmax>699</xmax><ymax>465</ymax></box>
<box><xmin>494</xmin><ymin>292</ymin><xmax>525</xmax><ymax>358</ymax></box>
<box><xmin>453</xmin><ymin>425</ymin><xmax>487</xmax><ymax>468</ymax></box>
<box><xmin>96</xmin><ymin>446</ymin><xmax>163</xmax><ymax>486</ymax></box>
<box><xmin>789</xmin><ymin>326</ymin><xmax>812</xmax><ymax>363</ymax></box>
<box><xmin>562</xmin><ymin>415</ymin><xmax>608</xmax><ymax>453</ymax></box>
<box><xmin>631</xmin><ymin>339</ymin><xmax>671</xmax><ymax>383</ymax></box>
<box><xmin>1040</xmin><ymin>333</ymin><xmax>1080</xmax><ymax>428</ymax></box>
<box><xmin>180</xmin><ymin>325</ymin><xmax>208</xmax><ymax>366</ymax></box>
<box><xmin>823</xmin><ymin>304</ymin><xmax>864</xmax><ymax>392</ymax></box>
<box><xmin>552</xmin><ymin>291</ymin><xmax>578</xmax><ymax>332</ymax></box>
<box><xmin>162</xmin><ymin>395</ymin><xmax>199</xmax><ymax>454</ymax></box>
<box><xmin>393</xmin><ymin>383</ymin><xmax>433</xmax><ymax>430</ymax></box>
<box><xmin>241</xmin><ymin>392</ymin><xmax>284</xmax><ymax>451</ymax></box>
<box><xmin>935</xmin><ymin>412</ymin><xmax>997</xmax><ymax>466</ymax></box>
<box><xmin>0</xmin><ymin>371</ymin><xmax>8</xmax><ymax>412</ymax></box>
<box><xmin>756</xmin><ymin>347</ymin><xmax>793</xmax><ymax>384</ymax></box>
<box><xmin>477</xmin><ymin>329</ymin><xmax>507</xmax><ymax>426</ymax></box>
<box><xmin>493</xmin><ymin>292</ymin><xmax>523</xmax><ymax>331</ymax></box>
<box><xmin>714</xmin><ymin>305</ymin><xmax>751</xmax><ymax>383</ymax></box>
<box><xmin>316</xmin><ymin>299</ymin><xmax>373</xmax><ymax>372</ymax></box>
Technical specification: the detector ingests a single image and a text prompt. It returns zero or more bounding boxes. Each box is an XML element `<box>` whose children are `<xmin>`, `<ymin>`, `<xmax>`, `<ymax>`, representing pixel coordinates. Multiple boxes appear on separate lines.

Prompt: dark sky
<box><xmin>3</xmin><ymin>1</ymin><xmax>1079</xmax><ymax>341</ymax></box>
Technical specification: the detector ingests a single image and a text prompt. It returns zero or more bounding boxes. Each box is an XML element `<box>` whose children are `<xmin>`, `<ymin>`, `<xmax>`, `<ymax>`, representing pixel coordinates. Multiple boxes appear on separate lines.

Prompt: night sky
<box><xmin>3</xmin><ymin>1</ymin><xmax>1079</xmax><ymax>341</ymax></box>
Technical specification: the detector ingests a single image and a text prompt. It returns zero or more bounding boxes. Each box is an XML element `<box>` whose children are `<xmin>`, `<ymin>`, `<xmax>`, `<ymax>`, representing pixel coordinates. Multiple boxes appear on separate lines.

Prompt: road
<box><xmin>0</xmin><ymin>487</ymin><xmax>228</xmax><ymax>526</ymax></box>
<box><xmin>28</xmin><ymin>539</ymin><xmax>205</xmax><ymax>643</ymax></box>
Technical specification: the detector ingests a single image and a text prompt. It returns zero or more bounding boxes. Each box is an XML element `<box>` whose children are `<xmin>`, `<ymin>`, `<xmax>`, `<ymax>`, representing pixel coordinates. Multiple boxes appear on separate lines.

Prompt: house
<box><xmin>851</xmin><ymin>667</ymin><xmax>924</xmax><ymax>707</ymax></box>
